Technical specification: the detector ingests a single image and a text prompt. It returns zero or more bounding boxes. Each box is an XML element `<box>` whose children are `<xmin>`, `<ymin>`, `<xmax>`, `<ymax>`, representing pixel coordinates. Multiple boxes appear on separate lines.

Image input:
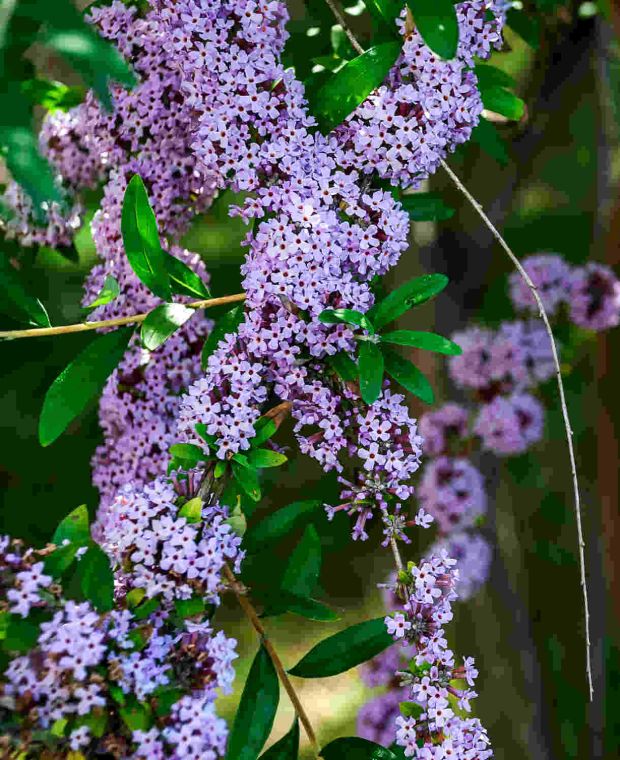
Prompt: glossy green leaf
<box><xmin>247</xmin><ymin>449</ymin><xmax>288</xmax><ymax>469</ymax></box>
<box><xmin>22</xmin><ymin>77</ymin><xmax>85</xmax><ymax>112</ymax></box>
<box><xmin>383</xmin><ymin>347</ymin><xmax>434</xmax><ymax>404</ymax></box>
<box><xmin>39</xmin><ymin>327</ymin><xmax>133</xmax><ymax>446</ymax></box>
<box><xmin>85</xmin><ymin>274</ymin><xmax>120</xmax><ymax>310</ymax></box>
<box><xmin>121</xmin><ymin>174</ymin><xmax>171</xmax><ymax>300</ymax></box>
<box><xmin>307</xmin><ymin>41</ymin><xmax>402</xmax><ymax>133</ymax></box>
<box><xmin>368</xmin><ymin>273</ymin><xmax>448</xmax><ymax>330</ymax></box>
<box><xmin>282</xmin><ymin>525</ymin><xmax>322</xmax><ymax>598</ymax></box>
<box><xmin>327</xmin><ymin>351</ymin><xmax>358</xmax><ymax>381</ymax></box>
<box><xmin>227</xmin><ymin>645</ymin><xmax>279</xmax><ymax>760</ymax></box>
<box><xmin>261</xmin><ymin>591</ymin><xmax>340</xmax><ymax>622</ymax></box>
<box><xmin>260</xmin><ymin>718</ymin><xmax>299</xmax><ymax>760</ymax></box>
<box><xmin>380</xmin><ymin>330</ymin><xmax>462</xmax><ymax>355</ymax></box>
<box><xmin>474</xmin><ymin>64</ymin><xmax>516</xmax><ymax>91</ymax></box>
<box><xmin>141</xmin><ymin>303</ymin><xmax>194</xmax><ymax>351</ymax></box>
<box><xmin>406</xmin><ymin>0</ymin><xmax>459</xmax><ymax>59</ymax></box>
<box><xmin>79</xmin><ymin>545</ymin><xmax>114</xmax><ymax>612</ymax></box>
<box><xmin>319</xmin><ymin>308</ymin><xmax>374</xmax><ymax>333</ymax></box>
<box><xmin>244</xmin><ymin>500</ymin><xmax>323</xmax><ymax>552</ymax></box>
<box><xmin>178</xmin><ymin>496</ymin><xmax>203</xmax><ymax>524</ymax></box>
<box><xmin>400</xmin><ymin>192</ymin><xmax>455</xmax><ymax>222</ymax></box>
<box><xmin>225</xmin><ymin>503</ymin><xmax>248</xmax><ymax>537</ymax></box>
<box><xmin>232</xmin><ymin>460</ymin><xmax>261</xmax><ymax>502</ymax></box>
<box><xmin>163</xmin><ymin>252</ymin><xmax>211</xmax><ymax>300</ymax></box>
<box><xmin>322</xmin><ymin>737</ymin><xmax>398</xmax><ymax>760</ymax></box>
<box><xmin>43</xmin><ymin>543</ymin><xmax>79</xmax><ymax>577</ymax></box>
<box><xmin>0</xmin><ymin>255</ymin><xmax>50</xmax><ymax>327</ymax></box>
<box><xmin>364</xmin><ymin>0</ymin><xmax>405</xmax><ymax>28</ymax></box>
<box><xmin>481</xmin><ymin>86</ymin><xmax>525</xmax><ymax>121</ymax></box>
<box><xmin>52</xmin><ymin>504</ymin><xmax>90</xmax><ymax>546</ymax></box>
<box><xmin>471</xmin><ymin>117</ymin><xmax>509</xmax><ymax>166</ymax></box>
<box><xmin>288</xmin><ymin>617</ymin><xmax>393</xmax><ymax>678</ymax></box>
<box><xmin>358</xmin><ymin>341</ymin><xmax>384</xmax><ymax>404</ymax></box>
<box><xmin>252</xmin><ymin>416</ymin><xmax>277</xmax><ymax>448</ymax></box>
<box><xmin>201</xmin><ymin>304</ymin><xmax>244</xmax><ymax>369</ymax></box>
<box><xmin>169</xmin><ymin>443</ymin><xmax>205</xmax><ymax>469</ymax></box>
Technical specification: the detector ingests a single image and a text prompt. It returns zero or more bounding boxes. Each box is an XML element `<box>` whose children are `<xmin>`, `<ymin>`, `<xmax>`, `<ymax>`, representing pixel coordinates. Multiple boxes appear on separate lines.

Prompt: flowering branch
<box><xmin>0</xmin><ymin>292</ymin><xmax>246</xmax><ymax>341</ymax></box>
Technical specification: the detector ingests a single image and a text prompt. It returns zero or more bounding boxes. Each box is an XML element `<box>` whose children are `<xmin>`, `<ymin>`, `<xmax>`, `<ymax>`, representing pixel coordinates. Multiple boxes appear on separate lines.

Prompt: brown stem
<box><xmin>323</xmin><ymin>0</ymin><xmax>364</xmax><ymax>55</ymax></box>
<box><xmin>223</xmin><ymin>564</ymin><xmax>321</xmax><ymax>756</ymax></box>
<box><xmin>0</xmin><ymin>293</ymin><xmax>246</xmax><ymax>341</ymax></box>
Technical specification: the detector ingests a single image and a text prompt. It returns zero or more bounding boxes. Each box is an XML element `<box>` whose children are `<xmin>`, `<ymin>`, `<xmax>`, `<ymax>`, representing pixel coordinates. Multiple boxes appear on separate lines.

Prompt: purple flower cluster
<box><xmin>418</xmin><ymin>456</ymin><xmax>486</xmax><ymax>533</ymax></box>
<box><xmin>509</xmin><ymin>253</ymin><xmax>620</xmax><ymax>330</ymax></box>
<box><xmin>0</xmin><ymin>533</ymin><xmax>237</xmax><ymax>758</ymax></box>
<box><xmin>425</xmin><ymin>531</ymin><xmax>492</xmax><ymax>602</ymax></box>
<box><xmin>96</xmin><ymin>476</ymin><xmax>243</xmax><ymax>604</ymax></box>
<box><xmin>474</xmin><ymin>391</ymin><xmax>544</xmax><ymax>456</ymax></box>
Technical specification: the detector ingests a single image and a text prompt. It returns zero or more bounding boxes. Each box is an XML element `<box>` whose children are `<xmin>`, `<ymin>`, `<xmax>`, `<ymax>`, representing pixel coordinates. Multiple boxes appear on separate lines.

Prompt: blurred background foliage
<box><xmin>1</xmin><ymin>1</ymin><xmax>619</xmax><ymax>758</ymax></box>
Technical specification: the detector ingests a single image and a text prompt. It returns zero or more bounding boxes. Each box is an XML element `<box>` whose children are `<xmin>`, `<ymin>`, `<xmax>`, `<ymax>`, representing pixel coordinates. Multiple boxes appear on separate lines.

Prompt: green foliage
<box><xmin>288</xmin><ymin>617</ymin><xmax>393</xmax><ymax>678</ymax></box>
<box><xmin>319</xmin><ymin>308</ymin><xmax>374</xmax><ymax>332</ymax></box>
<box><xmin>506</xmin><ymin>8</ymin><xmax>541</xmax><ymax>49</ymax></box>
<box><xmin>368</xmin><ymin>274</ymin><xmax>449</xmax><ymax>330</ymax></box>
<box><xmin>307</xmin><ymin>41</ymin><xmax>402</xmax><ymax>133</ymax></box>
<box><xmin>406</xmin><ymin>0</ymin><xmax>459</xmax><ymax>59</ymax></box>
<box><xmin>281</xmin><ymin>525</ymin><xmax>322</xmax><ymax>598</ymax></box>
<box><xmin>383</xmin><ymin>346</ymin><xmax>434</xmax><ymax>403</ymax></box>
<box><xmin>471</xmin><ymin>117</ymin><xmax>509</xmax><ymax>165</ymax></box>
<box><xmin>475</xmin><ymin>64</ymin><xmax>524</xmax><ymax>121</ymax></box>
<box><xmin>247</xmin><ymin>449</ymin><xmax>288</xmax><ymax>469</ymax></box>
<box><xmin>141</xmin><ymin>303</ymin><xmax>195</xmax><ymax>351</ymax></box>
<box><xmin>0</xmin><ymin>255</ymin><xmax>50</xmax><ymax>327</ymax></box>
<box><xmin>243</xmin><ymin>500</ymin><xmax>323</xmax><ymax>552</ymax></box>
<box><xmin>162</xmin><ymin>252</ymin><xmax>211</xmax><ymax>300</ymax></box>
<box><xmin>174</xmin><ymin>596</ymin><xmax>207</xmax><ymax>619</ymax></box>
<box><xmin>52</xmin><ymin>504</ymin><xmax>90</xmax><ymax>546</ymax></box>
<box><xmin>201</xmin><ymin>304</ymin><xmax>245</xmax><ymax>369</ymax></box>
<box><xmin>78</xmin><ymin>544</ymin><xmax>114</xmax><ymax>612</ymax></box>
<box><xmin>38</xmin><ymin>327</ymin><xmax>133</xmax><ymax>446</ymax></box>
<box><xmin>400</xmin><ymin>192</ymin><xmax>455</xmax><ymax>222</ymax></box>
<box><xmin>321</xmin><ymin>737</ymin><xmax>398</xmax><ymax>759</ymax></box>
<box><xmin>84</xmin><ymin>274</ymin><xmax>120</xmax><ymax>310</ymax></box>
<box><xmin>358</xmin><ymin>340</ymin><xmax>384</xmax><ymax>404</ymax></box>
<box><xmin>21</xmin><ymin>78</ymin><xmax>86</xmax><ymax>112</ymax></box>
<box><xmin>364</xmin><ymin>0</ymin><xmax>404</xmax><ymax>30</ymax></box>
<box><xmin>228</xmin><ymin>645</ymin><xmax>280</xmax><ymax>760</ymax></box>
<box><xmin>178</xmin><ymin>496</ymin><xmax>203</xmax><ymax>523</ymax></box>
<box><xmin>232</xmin><ymin>457</ymin><xmax>262</xmax><ymax>502</ymax></box>
<box><xmin>380</xmin><ymin>330</ymin><xmax>461</xmax><ymax>354</ymax></box>
<box><xmin>2</xmin><ymin>615</ymin><xmax>44</xmax><ymax>653</ymax></box>
<box><xmin>260</xmin><ymin>717</ymin><xmax>299</xmax><ymax>759</ymax></box>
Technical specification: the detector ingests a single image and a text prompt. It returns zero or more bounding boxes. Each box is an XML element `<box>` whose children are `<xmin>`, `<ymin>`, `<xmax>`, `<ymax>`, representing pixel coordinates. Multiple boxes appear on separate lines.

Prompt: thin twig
<box><xmin>223</xmin><ymin>564</ymin><xmax>321</xmax><ymax>756</ymax></box>
<box><xmin>440</xmin><ymin>158</ymin><xmax>593</xmax><ymax>702</ymax></box>
<box><xmin>0</xmin><ymin>293</ymin><xmax>246</xmax><ymax>341</ymax></box>
<box><xmin>390</xmin><ymin>535</ymin><xmax>404</xmax><ymax>573</ymax></box>
<box><xmin>323</xmin><ymin>0</ymin><xmax>365</xmax><ymax>55</ymax></box>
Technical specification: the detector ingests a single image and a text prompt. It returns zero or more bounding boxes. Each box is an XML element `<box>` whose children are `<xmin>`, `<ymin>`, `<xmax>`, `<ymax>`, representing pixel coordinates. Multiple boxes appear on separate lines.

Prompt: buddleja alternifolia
<box><xmin>0</xmin><ymin>1</ymin><xmax>618</xmax><ymax>758</ymax></box>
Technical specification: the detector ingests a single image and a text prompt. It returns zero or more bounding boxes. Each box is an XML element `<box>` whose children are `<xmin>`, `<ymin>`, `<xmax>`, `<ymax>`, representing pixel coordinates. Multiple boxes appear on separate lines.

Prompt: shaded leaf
<box><xmin>141</xmin><ymin>303</ymin><xmax>194</xmax><ymax>351</ymax></box>
<box><xmin>262</xmin><ymin>591</ymin><xmax>340</xmax><ymax>622</ymax></box>
<box><xmin>0</xmin><ymin>255</ymin><xmax>50</xmax><ymax>327</ymax></box>
<box><xmin>2</xmin><ymin>617</ymin><xmax>42</xmax><ymax>653</ymax></box>
<box><xmin>260</xmin><ymin>718</ymin><xmax>299</xmax><ymax>759</ymax></box>
<box><xmin>232</xmin><ymin>460</ymin><xmax>261</xmax><ymax>502</ymax></box>
<box><xmin>383</xmin><ymin>347</ymin><xmax>434</xmax><ymax>404</ymax></box>
<box><xmin>169</xmin><ymin>443</ymin><xmax>205</xmax><ymax>470</ymax></box>
<box><xmin>163</xmin><ymin>252</ymin><xmax>211</xmax><ymax>300</ymax></box>
<box><xmin>288</xmin><ymin>618</ymin><xmax>393</xmax><ymax>678</ymax></box>
<box><xmin>252</xmin><ymin>417</ymin><xmax>277</xmax><ymax>448</ymax></box>
<box><xmin>174</xmin><ymin>596</ymin><xmax>207</xmax><ymax>618</ymax></box>
<box><xmin>227</xmin><ymin>645</ymin><xmax>279</xmax><ymax>760</ymax></box>
<box><xmin>327</xmin><ymin>351</ymin><xmax>358</xmax><ymax>381</ymax></box>
<box><xmin>121</xmin><ymin>175</ymin><xmax>171</xmax><ymax>300</ymax></box>
<box><xmin>400</xmin><ymin>192</ymin><xmax>455</xmax><ymax>222</ymax></box>
<box><xmin>79</xmin><ymin>545</ymin><xmax>114</xmax><ymax>612</ymax></box>
<box><xmin>52</xmin><ymin>504</ymin><xmax>90</xmax><ymax>546</ymax></box>
<box><xmin>119</xmin><ymin>698</ymin><xmax>153</xmax><ymax>732</ymax></box>
<box><xmin>471</xmin><ymin>117</ymin><xmax>509</xmax><ymax>166</ymax></box>
<box><xmin>380</xmin><ymin>330</ymin><xmax>462</xmax><ymax>355</ymax></box>
<box><xmin>506</xmin><ymin>8</ymin><xmax>540</xmax><ymax>49</ymax></box>
<box><xmin>481</xmin><ymin>86</ymin><xmax>525</xmax><ymax>121</ymax></box>
<box><xmin>282</xmin><ymin>525</ymin><xmax>322</xmax><ymax>598</ymax></box>
<box><xmin>406</xmin><ymin>0</ymin><xmax>459</xmax><ymax>59</ymax></box>
<box><xmin>84</xmin><ymin>274</ymin><xmax>120</xmax><ymax>310</ymax></box>
<box><xmin>247</xmin><ymin>449</ymin><xmax>288</xmax><ymax>469</ymax></box>
<box><xmin>39</xmin><ymin>327</ymin><xmax>133</xmax><ymax>446</ymax></box>
<box><xmin>201</xmin><ymin>304</ymin><xmax>244</xmax><ymax>369</ymax></box>
<box><xmin>244</xmin><ymin>500</ymin><xmax>323</xmax><ymax>552</ymax></box>
<box><xmin>474</xmin><ymin>64</ymin><xmax>516</xmax><ymax>91</ymax></box>
<box><xmin>22</xmin><ymin>77</ymin><xmax>85</xmax><ymax>112</ymax></box>
<box><xmin>307</xmin><ymin>42</ymin><xmax>402</xmax><ymax>132</ymax></box>
<box><xmin>358</xmin><ymin>340</ymin><xmax>384</xmax><ymax>404</ymax></box>
<box><xmin>322</xmin><ymin>737</ymin><xmax>398</xmax><ymax>760</ymax></box>
<box><xmin>368</xmin><ymin>273</ymin><xmax>448</xmax><ymax>330</ymax></box>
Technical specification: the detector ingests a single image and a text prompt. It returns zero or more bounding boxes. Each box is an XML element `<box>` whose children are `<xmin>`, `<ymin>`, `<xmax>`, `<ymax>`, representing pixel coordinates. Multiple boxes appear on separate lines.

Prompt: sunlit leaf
<box><xmin>84</xmin><ymin>275</ymin><xmax>120</xmax><ymax>310</ymax></box>
<box><xmin>368</xmin><ymin>274</ymin><xmax>448</xmax><ymax>330</ymax></box>
<box><xmin>406</xmin><ymin>0</ymin><xmax>459</xmax><ymax>59</ymax></box>
<box><xmin>141</xmin><ymin>303</ymin><xmax>194</xmax><ymax>351</ymax></box>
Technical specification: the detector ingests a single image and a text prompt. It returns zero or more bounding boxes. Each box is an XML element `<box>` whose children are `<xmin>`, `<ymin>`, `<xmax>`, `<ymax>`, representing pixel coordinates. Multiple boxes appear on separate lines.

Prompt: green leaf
<box><xmin>262</xmin><ymin>591</ymin><xmax>340</xmax><ymax>622</ymax></box>
<box><xmin>225</xmin><ymin>503</ymin><xmax>247</xmax><ymax>537</ymax></box>
<box><xmin>79</xmin><ymin>545</ymin><xmax>114</xmax><ymax>612</ymax></box>
<box><xmin>400</xmin><ymin>192</ymin><xmax>455</xmax><ymax>222</ymax></box>
<box><xmin>39</xmin><ymin>327</ymin><xmax>133</xmax><ymax>446</ymax></box>
<box><xmin>232</xmin><ymin>460</ymin><xmax>261</xmax><ymax>502</ymax></box>
<box><xmin>321</xmin><ymin>737</ymin><xmax>398</xmax><ymax>760</ymax></box>
<box><xmin>178</xmin><ymin>496</ymin><xmax>203</xmax><ymax>524</ymax></box>
<box><xmin>406</xmin><ymin>0</ymin><xmax>459</xmax><ymax>59</ymax></box>
<box><xmin>380</xmin><ymin>330</ymin><xmax>462</xmax><ymax>355</ymax></box>
<box><xmin>201</xmin><ymin>304</ymin><xmax>244</xmax><ymax>369</ymax></box>
<box><xmin>169</xmin><ymin>442</ymin><xmax>205</xmax><ymax>469</ymax></box>
<box><xmin>133</xmin><ymin>596</ymin><xmax>160</xmax><ymax>621</ymax></box>
<box><xmin>141</xmin><ymin>303</ymin><xmax>194</xmax><ymax>351</ymax></box>
<box><xmin>319</xmin><ymin>308</ymin><xmax>374</xmax><ymax>333</ymax></box>
<box><xmin>474</xmin><ymin>64</ymin><xmax>516</xmax><ymax>91</ymax></box>
<box><xmin>282</xmin><ymin>525</ymin><xmax>321</xmax><ymax>598</ymax></box>
<box><xmin>84</xmin><ymin>274</ymin><xmax>120</xmax><ymax>310</ymax></box>
<box><xmin>307</xmin><ymin>41</ymin><xmax>402</xmax><ymax>133</ymax></box>
<box><xmin>471</xmin><ymin>117</ymin><xmax>509</xmax><ymax>166</ymax></box>
<box><xmin>506</xmin><ymin>8</ymin><xmax>540</xmax><ymax>49</ymax></box>
<box><xmin>163</xmin><ymin>252</ymin><xmax>211</xmax><ymax>300</ymax></box>
<box><xmin>121</xmin><ymin>174</ymin><xmax>171</xmax><ymax>300</ymax></box>
<box><xmin>43</xmin><ymin>543</ymin><xmax>79</xmax><ymax>577</ymax></box>
<box><xmin>327</xmin><ymin>351</ymin><xmax>358</xmax><ymax>381</ymax></box>
<box><xmin>52</xmin><ymin>504</ymin><xmax>90</xmax><ymax>546</ymax></box>
<box><xmin>383</xmin><ymin>347</ymin><xmax>434</xmax><ymax>404</ymax></box>
<box><xmin>2</xmin><ymin>616</ymin><xmax>42</xmax><ymax>653</ymax></box>
<box><xmin>321</xmin><ymin>736</ymin><xmax>397</xmax><ymax>760</ymax></box>
<box><xmin>22</xmin><ymin>78</ymin><xmax>85</xmax><ymax>112</ymax></box>
<box><xmin>288</xmin><ymin>617</ymin><xmax>393</xmax><ymax>678</ymax></box>
<box><xmin>126</xmin><ymin>588</ymin><xmax>146</xmax><ymax>608</ymax></box>
<box><xmin>247</xmin><ymin>449</ymin><xmax>288</xmax><ymax>469</ymax></box>
<box><xmin>174</xmin><ymin>596</ymin><xmax>206</xmax><ymax>618</ymax></box>
<box><xmin>75</xmin><ymin>710</ymin><xmax>108</xmax><ymax>738</ymax></box>
<box><xmin>364</xmin><ymin>0</ymin><xmax>405</xmax><ymax>28</ymax></box>
<box><xmin>358</xmin><ymin>341</ymin><xmax>384</xmax><ymax>404</ymax></box>
<box><xmin>368</xmin><ymin>273</ymin><xmax>448</xmax><ymax>330</ymax></box>
<box><xmin>481</xmin><ymin>86</ymin><xmax>525</xmax><ymax>121</ymax></box>
<box><xmin>119</xmin><ymin>698</ymin><xmax>153</xmax><ymax>732</ymax></box>
<box><xmin>0</xmin><ymin>253</ymin><xmax>50</xmax><ymax>327</ymax></box>
<box><xmin>244</xmin><ymin>500</ymin><xmax>323</xmax><ymax>552</ymax></box>
<box><xmin>260</xmin><ymin>718</ymin><xmax>299</xmax><ymax>759</ymax></box>
<box><xmin>252</xmin><ymin>416</ymin><xmax>277</xmax><ymax>448</ymax></box>
<box><xmin>227</xmin><ymin>645</ymin><xmax>280</xmax><ymax>760</ymax></box>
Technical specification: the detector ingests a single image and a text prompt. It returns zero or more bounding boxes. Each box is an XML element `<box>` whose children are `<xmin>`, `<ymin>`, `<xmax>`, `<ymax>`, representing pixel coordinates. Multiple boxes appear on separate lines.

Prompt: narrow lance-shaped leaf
<box><xmin>400</xmin><ymin>192</ymin><xmax>455</xmax><ymax>222</ymax></box>
<box><xmin>79</xmin><ymin>545</ymin><xmax>114</xmax><ymax>613</ymax></box>
<box><xmin>471</xmin><ymin>117</ymin><xmax>509</xmax><ymax>166</ymax></box>
<box><xmin>260</xmin><ymin>718</ymin><xmax>299</xmax><ymax>759</ymax></box>
<box><xmin>141</xmin><ymin>303</ymin><xmax>195</xmax><ymax>351</ymax></box>
<box><xmin>383</xmin><ymin>347</ymin><xmax>435</xmax><ymax>404</ymax></box>
<box><xmin>243</xmin><ymin>500</ymin><xmax>323</xmax><ymax>552</ymax></box>
<box><xmin>307</xmin><ymin>41</ymin><xmax>402</xmax><ymax>133</ymax></box>
<box><xmin>227</xmin><ymin>645</ymin><xmax>279</xmax><ymax>760</ymax></box>
<box><xmin>368</xmin><ymin>273</ymin><xmax>448</xmax><ymax>330</ymax></box>
<box><xmin>406</xmin><ymin>0</ymin><xmax>459</xmax><ymax>59</ymax></box>
<box><xmin>85</xmin><ymin>275</ymin><xmax>120</xmax><ymax>310</ymax></box>
<box><xmin>480</xmin><ymin>86</ymin><xmax>525</xmax><ymax>122</ymax></box>
<box><xmin>321</xmin><ymin>737</ymin><xmax>398</xmax><ymax>760</ymax></box>
<box><xmin>0</xmin><ymin>255</ymin><xmax>50</xmax><ymax>327</ymax></box>
<box><xmin>282</xmin><ymin>525</ymin><xmax>322</xmax><ymax>598</ymax></box>
<box><xmin>39</xmin><ymin>327</ymin><xmax>133</xmax><ymax>446</ymax></box>
<box><xmin>380</xmin><ymin>330</ymin><xmax>462</xmax><ymax>355</ymax></box>
<box><xmin>358</xmin><ymin>340</ymin><xmax>384</xmax><ymax>405</ymax></box>
<box><xmin>121</xmin><ymin>175</ymin><xmax>171</xmax><ymax>300</ymax></box>
<box><xmin>162</xmin><ymin>252</ymin><xmax>211</xmax><ymax>299</ymax></box>
<box><xmin>247</xmin><ymin>449</ymin><xmax>288</xmax><ymax>469</ymax></box>
<box><xmin>288</xmin><ymin>617</ymin><xmax>393</xmax><ymax>678</ymax></box>
<box><xmin>319</xmin><ymin>308</ymin><xmax>374</xmax><ymax>333</ymax></box>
